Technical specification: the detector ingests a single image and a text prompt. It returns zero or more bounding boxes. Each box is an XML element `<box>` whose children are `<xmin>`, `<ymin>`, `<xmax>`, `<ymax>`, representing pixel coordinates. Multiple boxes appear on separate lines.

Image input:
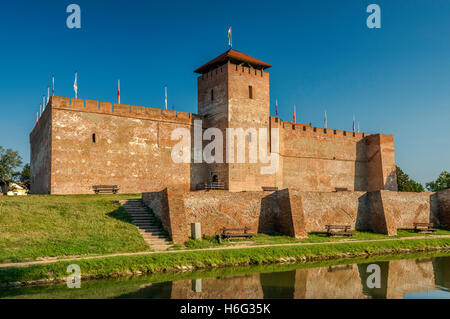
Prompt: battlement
<box><xmin>36</xmin><ymin>96</ymin><xmax>200</xmax><ymax>128</ymax></box>
<box><xmin>198</xmin><ymin>61</ymin><xmax>269</xmax><ymax>82</ymax></box>
<box><xmin>269</xmin><ymin>116</ymin><xmax>370</xmax><ymax>140</ymax></box>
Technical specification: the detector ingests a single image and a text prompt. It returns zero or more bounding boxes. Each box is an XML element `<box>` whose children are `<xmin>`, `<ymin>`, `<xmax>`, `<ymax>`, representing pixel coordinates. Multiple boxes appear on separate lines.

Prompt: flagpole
<box><xmin>293</xmin><ymin>104</ymin><xmax>296</xmax><ymax>123</ymax></box>
<box><xmin>164</xmin><ymin>85</ymin><xmax>168</xmax><ymax>110</ymax></box>
<box><xmin>230</xmin><ymin>26</ymin><xmax>232</xmax><ymax>48</ymax></box>
<box><xmin>118</xmin><ymin>79</ymin><xmax>120</xmax><ymax>104</ymax></box>
<box><xmin>275</xmin><ymin>99</ymin><xmax>278</xmax><ymax>117</ymax></box>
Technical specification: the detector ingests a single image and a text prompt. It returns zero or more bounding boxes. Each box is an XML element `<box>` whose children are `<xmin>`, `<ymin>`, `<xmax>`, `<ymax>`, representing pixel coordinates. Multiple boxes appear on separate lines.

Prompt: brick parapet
<box><xmin>32</xmin><ymin>96</ymin><xmax>201</xmax><ymax>130</ymax></box>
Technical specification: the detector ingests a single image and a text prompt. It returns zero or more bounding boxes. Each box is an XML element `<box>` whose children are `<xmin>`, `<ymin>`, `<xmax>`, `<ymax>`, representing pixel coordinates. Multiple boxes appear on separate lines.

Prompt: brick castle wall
<box><xmin>30</xmin><ymin>96</ymin><xmax>208</xmax><ymax>194</ymax></box>
<box><xmin>143</xmin><ymin>188</ymin><xmax>444</xmax><ymax>243</ymax></box>
<box><xmin>30</xmin><ymin>104</ymin><xmax>52</xmax><ymax>194</ymax></box>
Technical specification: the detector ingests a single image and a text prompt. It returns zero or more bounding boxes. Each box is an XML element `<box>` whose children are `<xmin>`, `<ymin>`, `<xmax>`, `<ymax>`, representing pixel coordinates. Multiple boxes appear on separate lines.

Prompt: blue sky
<box><xmin>0</xmin><ymin>0</ymin><xmax>448</xmax><ymax>185</ymax></box>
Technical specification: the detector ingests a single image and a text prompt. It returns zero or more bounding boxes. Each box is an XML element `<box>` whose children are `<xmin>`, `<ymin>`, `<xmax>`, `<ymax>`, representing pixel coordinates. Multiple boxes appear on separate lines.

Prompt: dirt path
<box><xmin>1</xmin><ymin>234</ymin><xmax>449</xmax><ymax>269</ymax></box>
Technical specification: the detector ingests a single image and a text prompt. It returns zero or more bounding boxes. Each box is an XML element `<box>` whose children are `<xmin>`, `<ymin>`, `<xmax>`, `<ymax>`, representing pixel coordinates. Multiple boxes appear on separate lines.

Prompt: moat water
<box><xmin>1</xmin><ymin>253</ymin><xmax>449</xmax><ymax>299</ymax></box>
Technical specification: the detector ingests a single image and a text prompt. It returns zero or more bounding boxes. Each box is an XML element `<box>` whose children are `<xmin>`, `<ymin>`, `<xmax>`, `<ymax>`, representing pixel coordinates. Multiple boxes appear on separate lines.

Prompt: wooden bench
<box><xmin>262</xmin><ymin>186</ymin><xmax>278</xmax><ymax>191</ymax></box>
<box><xmin>325</xmin><ymin>224</ymin><xmax>353</xmax><ymax>237</ymax></box>
<box><xmin>92</xmin><ymin>185</ymin><xmax>119</xmax><ymax>194</ymax></box>
<box><xmin>220</xmin><ymin>227</ymin><xmax>255</xmax><ymax>240</ymax></box>
<box><xmin>413</xmin><ymin>222</ymin><xmax>437</xmax><ymax>234</ymax></box>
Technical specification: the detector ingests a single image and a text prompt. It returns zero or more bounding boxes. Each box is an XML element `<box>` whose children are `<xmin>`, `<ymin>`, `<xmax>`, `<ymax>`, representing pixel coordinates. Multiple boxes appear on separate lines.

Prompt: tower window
<box><xmin>211</xmin><ymin>89</ymin><xmax>214</xmax><ymax>102</ymax></box>
<box><xmin>248</xmin><ymin>86</ymin><xmax>253</xmax><ymax>99</ymax></box>
<box><xmin>92</xmin><ymin>133</ymin><xmax>96</xmax><ymax>143</ymax></box>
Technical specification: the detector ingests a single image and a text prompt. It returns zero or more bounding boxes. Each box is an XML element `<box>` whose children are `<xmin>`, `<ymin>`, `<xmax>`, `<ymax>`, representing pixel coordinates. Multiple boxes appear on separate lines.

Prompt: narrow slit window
<box><xmin>92</xmin><ymin>133</ymin><xmax>96</xmax><ymax>143</ymax></box>
<box><xmin>249</xmin><ymin>85</ymin><xmax>253</xmax><ymax>99</ymax></box>
<box><xmin>211</xmin><ymin>89</ymin><xmax>214</xmax><ymax>102</ymax></box>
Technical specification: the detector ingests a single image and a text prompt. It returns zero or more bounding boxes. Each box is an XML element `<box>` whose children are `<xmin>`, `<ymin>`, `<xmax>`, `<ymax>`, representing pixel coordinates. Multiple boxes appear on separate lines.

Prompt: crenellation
<box><xmin>31</xmin><ymin>48</ymin><xmax>397</xmax><ymax>195</ymax></box>
<box><xmin>162</xmin><ymin>109</ymin><xmax>177</xmax><ymax>120</ymax></box>
<box><xmin>176</xmin><ymin>111</ymin><xmax>191</xmax><ymax>120</ymax></box>
<box><xmin>113</xmin><ymin>103</ymin><xmax>130</xmax><ymax>115</ymax></box>
<box><xmin>99</xmin><ymin>101</ymin><xmax>113</xmax><ymax>114</ymax></box>
<box><xmin>51</xmin><ymin>96</ymin><xmax>70</xmax><ymax>107</ymax></box>
<box><xmin>85</xmin><ymin>99</ymin><xmax>99</xmax><ymax>111</ymax></box>
<box><xmin>70</xmin><ymin>98</ymin><xmax>84</xmax><ymax>108</ymax></box>
<box><xmin>130</xmin><ymin>105</ymin><xmax>146</xmax><ymax>115</ymax></box>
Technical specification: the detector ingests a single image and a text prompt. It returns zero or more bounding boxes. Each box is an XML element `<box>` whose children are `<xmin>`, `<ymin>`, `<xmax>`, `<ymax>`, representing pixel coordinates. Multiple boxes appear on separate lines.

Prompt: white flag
<box><xmin>74</xmin><ymin>72</ymin><xmax>78</xmax><ymax>99</ymax></box>
<box><xmin>164</xmin><ymin>85</ymin><xmax>167</xmax><ymax>110</ymax></box>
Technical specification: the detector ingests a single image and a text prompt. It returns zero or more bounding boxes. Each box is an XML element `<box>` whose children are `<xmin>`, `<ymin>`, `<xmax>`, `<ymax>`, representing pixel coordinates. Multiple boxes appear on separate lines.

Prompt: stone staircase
<box><xmin>121</xmin><ymin>199</ymin><xmax>172</xmax><ymax>251</ymax></box>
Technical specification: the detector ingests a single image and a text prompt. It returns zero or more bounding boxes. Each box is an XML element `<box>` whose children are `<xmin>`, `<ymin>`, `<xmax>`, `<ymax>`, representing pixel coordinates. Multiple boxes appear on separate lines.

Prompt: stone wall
<box><xmin>437</xmin><ymin>189</ymin><xmax>450</xmax><ymax>228</ymax></box>
<box><xmin>275</xmin><ymin>115</ymin><xmax>398</xmax><ymax>193</ymax></box>
<box><xmin>30</xmin><ymin>95</ymin><xmax>399</xmax><ymax>195</ymax></box>
<box><xmin>143</xmin><ymin>188</ymin><xmax>446</xmax><ymax>243</ymax></box>
<box><xmin>32</xmin><ymin>96</ymin><xmax>208</xmax><ymax>194</ymax></box>
<box><xmin>292</xmin><ymin>190</ymin><xmax>370</xmax><ymax>233</ymax></box>
<box><xmin>368</xmin><ymin>190</ymin><xmax>439</xmax><ymax>235</ymax></box>
<box><xmin>30</xmin><ymin>104</ymin><xmax>52</xmax><ymax>194</ymax></box>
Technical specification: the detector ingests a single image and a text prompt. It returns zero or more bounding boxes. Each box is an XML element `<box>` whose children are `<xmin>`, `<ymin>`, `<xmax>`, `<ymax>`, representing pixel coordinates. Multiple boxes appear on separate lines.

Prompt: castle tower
<box><xmin>194</xmin><ymin>49</ymin><xmax>276</xmax><ymax>191</ymax></box>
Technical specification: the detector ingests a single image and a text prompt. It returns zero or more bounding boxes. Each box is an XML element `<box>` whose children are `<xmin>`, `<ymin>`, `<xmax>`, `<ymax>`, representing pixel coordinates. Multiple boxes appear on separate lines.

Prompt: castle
<box><xmin>30</xmin><ymin>49</ymin><xmax>449</xmax><ymax>243</ymax></box>
<box><xmin>30</xmin><ymin>49</ymin><xmax>398</xmax><ymax>194</ymax></box>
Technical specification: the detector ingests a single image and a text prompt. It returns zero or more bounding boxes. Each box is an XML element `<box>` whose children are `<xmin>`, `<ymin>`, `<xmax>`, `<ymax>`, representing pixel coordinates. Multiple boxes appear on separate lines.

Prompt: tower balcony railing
<box><xmin>204</xmin><ymin>182</ymin><xmax>225</xmax><ymax>190</ymax></box>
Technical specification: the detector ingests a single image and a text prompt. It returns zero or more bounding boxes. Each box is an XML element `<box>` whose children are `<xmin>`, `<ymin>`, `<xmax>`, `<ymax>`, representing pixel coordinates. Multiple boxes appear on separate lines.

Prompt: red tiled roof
<box><xmin>194</xmin><ymin>49</ymin><xmax>272</xmax><ymax>74</ymax></box>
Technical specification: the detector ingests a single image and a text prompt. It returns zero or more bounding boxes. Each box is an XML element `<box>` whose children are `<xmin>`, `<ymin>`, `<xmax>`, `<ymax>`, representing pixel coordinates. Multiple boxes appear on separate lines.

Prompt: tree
<box><xmin>396</xmin><ymin>166</ymin><xmax>424</xmax><ymax>192</ymax></box>
<box><xmin>426</xmin><ymin>171</ymin><xmax>450</xmax><ymax>192</ymax></box>
<box><xmin>0</xmin><ymin>146</ymin><xmax>23</xmax><ymax>179</ymax></box>
<box><xmin>19</xmin><ymin>163</ymin><xmax>30</xmax><ymax>184</ymax></box>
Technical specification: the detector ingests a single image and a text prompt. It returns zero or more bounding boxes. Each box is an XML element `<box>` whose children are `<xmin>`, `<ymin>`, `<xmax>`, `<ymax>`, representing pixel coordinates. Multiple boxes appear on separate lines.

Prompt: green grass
<box><xmin>0</xmin><ymin>194</ymin><xmax>151</xmax><ymax>263</ymax></box>
<box><xmin>181</xmin><ymin>228</ymin><xmax>450</xmax><ymax>249</ymax></box>
<box><xmin>1</xmin><ymin>237</ymin><xmax>449</xmax><ymax>285</ymax></box>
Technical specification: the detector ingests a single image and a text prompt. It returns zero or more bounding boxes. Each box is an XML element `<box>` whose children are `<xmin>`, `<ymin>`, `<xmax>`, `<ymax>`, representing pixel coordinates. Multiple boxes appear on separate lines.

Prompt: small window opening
<box><xmin>92</xmin><ymin>133</ymin><xmax>96</xmax><ymax>143</ymax></box>
<box><xmin>249</xmin><ymin>86</ymin><xmax>253</xmax><ymax>99</ymax></box>
<box><xmin>211</xmin><ymin>89</ymin><xmax>214</xmax><ymax>102</ymax></box>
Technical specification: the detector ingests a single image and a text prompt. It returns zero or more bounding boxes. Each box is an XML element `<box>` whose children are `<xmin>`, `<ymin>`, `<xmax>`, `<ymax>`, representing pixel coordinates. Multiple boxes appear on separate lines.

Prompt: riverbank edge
<box><xmin>1</xmin><ymin>237</ymin><xmax>449</xmax><ymax>288</ymax></box>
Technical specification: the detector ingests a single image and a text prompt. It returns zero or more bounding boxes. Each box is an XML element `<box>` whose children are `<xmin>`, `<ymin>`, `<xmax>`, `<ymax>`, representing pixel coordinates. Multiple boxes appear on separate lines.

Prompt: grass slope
<box><xmin>0</xmin><ymin>194</ymin><xmax>150</xmax><ymax>263</ymax></box>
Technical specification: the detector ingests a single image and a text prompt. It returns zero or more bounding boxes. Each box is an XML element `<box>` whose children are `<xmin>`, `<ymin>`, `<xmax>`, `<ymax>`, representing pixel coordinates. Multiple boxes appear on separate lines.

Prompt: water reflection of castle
<box><xmin>119</xmin><ymin>257</ymin><xmax>450</xmax><ymax>299</ymax></box>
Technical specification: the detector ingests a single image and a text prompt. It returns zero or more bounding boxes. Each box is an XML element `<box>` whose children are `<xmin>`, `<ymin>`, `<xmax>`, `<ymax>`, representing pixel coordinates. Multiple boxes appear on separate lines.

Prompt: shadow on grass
<box><xmin>308</xmin><ymin>232</ymin><xmax>329</xmax><ymax>238</ymax></box>
<box><xmin>106</xmin><ymin>206</ymin><xmax>134</xmax><ymax>225</ymax></box>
